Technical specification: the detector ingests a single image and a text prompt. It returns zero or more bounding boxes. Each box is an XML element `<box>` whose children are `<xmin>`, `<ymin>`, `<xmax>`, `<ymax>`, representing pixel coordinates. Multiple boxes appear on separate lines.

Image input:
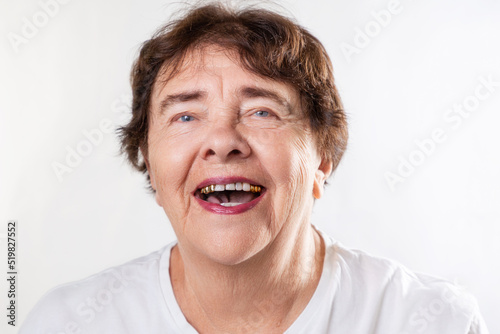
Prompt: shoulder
<box><xmin>19</xmin><ymin>243</ymin><xmax>175</xmax><ymax>334</ymax></box>
<box><xmin>320</xmin><ymin>232</ymin><xmax>488</xmax><ymax>333</ymax></box>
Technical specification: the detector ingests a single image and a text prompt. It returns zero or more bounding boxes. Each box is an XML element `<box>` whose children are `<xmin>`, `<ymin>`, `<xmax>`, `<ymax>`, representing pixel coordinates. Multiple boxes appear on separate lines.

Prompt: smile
<box><xmin>194</xmin><ymin>179</ymin><xmax>265</xmax><ymax>214</ymax></box>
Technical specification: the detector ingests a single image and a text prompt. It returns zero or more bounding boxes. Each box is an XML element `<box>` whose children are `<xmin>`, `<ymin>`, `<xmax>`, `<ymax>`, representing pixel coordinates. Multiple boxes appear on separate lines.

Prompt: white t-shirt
<box><xmin>20</xmin><ymin>231</ymin><xmax>489</xmax><ymax>334</ymax></box>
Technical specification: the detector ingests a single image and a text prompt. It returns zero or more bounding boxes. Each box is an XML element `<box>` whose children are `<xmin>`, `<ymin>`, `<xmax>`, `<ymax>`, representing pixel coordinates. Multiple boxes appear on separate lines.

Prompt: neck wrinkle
<box><xmin>172</xmin><ymin>222</ymin><xmax>324</xmax><ymax>333</ymax></box>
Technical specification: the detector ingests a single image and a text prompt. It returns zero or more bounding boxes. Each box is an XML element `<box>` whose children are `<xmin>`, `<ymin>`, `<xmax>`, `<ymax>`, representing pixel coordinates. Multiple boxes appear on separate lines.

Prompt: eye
<box><xmin>254</xmin><ymin>110</ymin><xmax>270</xmax><ymax>117</ymax></box>
<box><xmin>178</xmin><ymin>115</ymin><xmax>195</xmax><ymax>122</ymax></box>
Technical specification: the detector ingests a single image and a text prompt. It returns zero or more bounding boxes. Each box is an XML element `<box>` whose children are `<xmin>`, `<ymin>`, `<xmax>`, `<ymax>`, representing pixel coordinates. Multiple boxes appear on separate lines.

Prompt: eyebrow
<box><xmin>159</xmin><ymin>90</ymin><xmax>207</xmax><ymax>114</ymax></box>
<box><xmin>238</xmin><ymin>86</ymin><xmax>293</xmax><ymax>114</ymax></box>
<box><xmin>158</xmin><ymin>86</ymin><xmax>293</xmax><ymax>114</ymax></box>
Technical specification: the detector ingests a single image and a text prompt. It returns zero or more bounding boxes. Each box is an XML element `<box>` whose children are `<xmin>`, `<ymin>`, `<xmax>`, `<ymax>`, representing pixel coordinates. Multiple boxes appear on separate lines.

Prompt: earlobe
<box><xmin>313</xmin><ymin>159</ymin><xmax>333</xmax><ymax>199</ymax></box>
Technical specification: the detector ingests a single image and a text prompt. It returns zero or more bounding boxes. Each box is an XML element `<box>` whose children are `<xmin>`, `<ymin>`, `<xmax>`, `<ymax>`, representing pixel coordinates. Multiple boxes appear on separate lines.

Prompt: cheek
<box><xmin>288</xmin><ymin>137</ymin><xmax>317</xmax><ymax>192</ymax></box>
<box><xmin>255</xmin><ymin>128</ymin><xmax>316</xmax><ymax>191</ymax></box>
<box><xmin>149</xmin><ymin>134</ymin><xmax>196</xmax><ymax>198</ymax></box>
<box><xmin>262</xmin><ymin>132</ymin><xmax>317</xmax><ymax>225</ymax></box>
<box><xmin>247</xmin><ymin>126</ymin><xmax>275</xmax><ymax>148</ymax></box>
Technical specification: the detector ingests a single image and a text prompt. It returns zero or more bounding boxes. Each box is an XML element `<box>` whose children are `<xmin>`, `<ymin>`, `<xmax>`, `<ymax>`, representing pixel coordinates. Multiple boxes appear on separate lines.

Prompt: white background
<box><xmin>1</xmin><ymin>0</ymin><xmax>499</xmax><ymax>332</ymax></box>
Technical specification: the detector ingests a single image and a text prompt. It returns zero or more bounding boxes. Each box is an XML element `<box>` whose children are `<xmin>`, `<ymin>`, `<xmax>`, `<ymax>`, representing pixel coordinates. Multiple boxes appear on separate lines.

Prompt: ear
<box><xmin>313</xmin><ymin>158</ymin><xmax>333</xmax><ymax>199</ymax></box>
<box><xmin>141</xmin><ymin>148</ymin><xmax>161</xmax><ymax>206</ymax></box>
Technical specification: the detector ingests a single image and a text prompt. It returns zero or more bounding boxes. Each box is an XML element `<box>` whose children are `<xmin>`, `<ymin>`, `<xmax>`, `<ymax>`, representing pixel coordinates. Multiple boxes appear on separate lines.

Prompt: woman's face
<box><xmin>146</xmin><ymin>47</ymin><xmax>331</xmax><ymax>265</ymax></box>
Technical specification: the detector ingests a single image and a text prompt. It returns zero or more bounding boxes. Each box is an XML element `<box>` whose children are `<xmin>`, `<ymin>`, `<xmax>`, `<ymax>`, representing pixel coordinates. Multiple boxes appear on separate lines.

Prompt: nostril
<box><xmin>228</xmin><ymin>149</ymin><xmax>241</xmax><ymax>156</ymax></box>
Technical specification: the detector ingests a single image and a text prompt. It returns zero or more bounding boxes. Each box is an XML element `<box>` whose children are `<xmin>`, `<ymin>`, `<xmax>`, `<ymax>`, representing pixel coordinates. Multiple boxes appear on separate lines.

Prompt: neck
<box><xmin>170</xmin><ymin>222</ymin><xmax>325</xmax><ymax>333</ymax></box>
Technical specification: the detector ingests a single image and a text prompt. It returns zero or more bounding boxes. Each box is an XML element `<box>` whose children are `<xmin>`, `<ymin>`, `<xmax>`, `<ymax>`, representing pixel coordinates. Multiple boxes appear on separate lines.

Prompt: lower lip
<box><xmin>194</xmin><ymin>191</ymin><xmax>265</xmax><ymax>215</ymax></box>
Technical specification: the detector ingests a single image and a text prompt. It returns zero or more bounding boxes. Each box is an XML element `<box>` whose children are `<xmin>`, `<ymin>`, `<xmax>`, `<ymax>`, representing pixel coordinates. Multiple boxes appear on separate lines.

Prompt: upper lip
<box><xmin>194</xmin><ymin>176</ymin><xmax>264</xmax><ymax>193</ymax></box>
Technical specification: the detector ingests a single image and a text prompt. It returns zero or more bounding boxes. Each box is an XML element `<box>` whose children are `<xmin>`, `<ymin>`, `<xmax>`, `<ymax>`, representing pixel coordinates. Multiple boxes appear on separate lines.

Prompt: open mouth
<box><xmin>194</xmin><ymin>182</ymin><xmax>264</xmax><ymax>207</ymax></box>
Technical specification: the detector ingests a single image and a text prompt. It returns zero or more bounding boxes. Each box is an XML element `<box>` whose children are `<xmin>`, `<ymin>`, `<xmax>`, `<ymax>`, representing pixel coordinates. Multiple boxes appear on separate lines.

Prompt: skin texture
<box><xmin>143</xmin><ymin>46</ymin><xmax>332</xmax><ymax>333</ymax></box>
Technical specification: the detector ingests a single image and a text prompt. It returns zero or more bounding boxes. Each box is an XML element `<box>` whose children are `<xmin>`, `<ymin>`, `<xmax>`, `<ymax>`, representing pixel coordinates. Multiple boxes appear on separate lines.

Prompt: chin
<box><xmin>190</xmin><ymin>223</ymin><xmax>271</xmax><ymax>266</ymax></box>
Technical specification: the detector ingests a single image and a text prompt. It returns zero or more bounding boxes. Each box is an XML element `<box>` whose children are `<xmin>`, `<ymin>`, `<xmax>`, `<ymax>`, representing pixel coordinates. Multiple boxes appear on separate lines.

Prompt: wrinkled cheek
<box><xmin>287</xmin><ymin>141</ymin><xmax>316</xmax><ymax>206</ymax></box>
<box><xmin>150</xmin><ymin>155</ymin><xmax>182</xmax><ymax>205</ymax></box>
<box><xmin>288</xmin><ymin>167</ymin><xmax>309</xmax><ymax>209</ymax></box>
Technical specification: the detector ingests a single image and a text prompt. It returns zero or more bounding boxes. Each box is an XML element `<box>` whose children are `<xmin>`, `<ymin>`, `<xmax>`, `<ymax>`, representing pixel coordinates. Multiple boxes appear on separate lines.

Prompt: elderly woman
<box><xmin>21</xmin><ymin>3</ymin><xmax>488</xmax><ymax>334</ymax></box>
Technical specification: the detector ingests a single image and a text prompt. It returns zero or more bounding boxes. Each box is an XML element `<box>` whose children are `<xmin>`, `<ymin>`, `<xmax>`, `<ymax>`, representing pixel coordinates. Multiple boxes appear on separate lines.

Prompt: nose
<box><xmin>200</xmin><ymin>120</ymin><xmax>251</xmax><ymax>162</ymax></box>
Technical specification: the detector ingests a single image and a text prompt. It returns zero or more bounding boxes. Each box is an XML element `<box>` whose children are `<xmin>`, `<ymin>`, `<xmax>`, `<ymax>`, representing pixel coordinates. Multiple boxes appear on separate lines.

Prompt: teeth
<box><xmin>200</xmin><ymin>182</ymin><xmax>262</xmax><ymax>194</ymax></box>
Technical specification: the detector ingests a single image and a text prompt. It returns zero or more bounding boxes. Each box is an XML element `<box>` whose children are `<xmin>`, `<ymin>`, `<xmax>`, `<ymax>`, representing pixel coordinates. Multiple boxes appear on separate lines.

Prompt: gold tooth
<box><xmin>202</xmin><ymin>184</ymin><xmax>262</xmax><ymax>194</ymax></box>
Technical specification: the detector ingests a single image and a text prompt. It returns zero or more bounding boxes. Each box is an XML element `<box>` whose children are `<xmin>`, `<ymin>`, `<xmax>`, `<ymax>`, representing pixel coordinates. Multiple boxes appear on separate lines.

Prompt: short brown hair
<box><xmin>119</xmin><ymin>2</ymin><xmax>348</xmax><ymax>184</ymax></box>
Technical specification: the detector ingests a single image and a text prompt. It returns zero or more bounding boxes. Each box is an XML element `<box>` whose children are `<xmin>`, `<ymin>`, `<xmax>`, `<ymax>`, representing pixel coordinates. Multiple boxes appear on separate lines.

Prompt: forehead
<box><xmin>152</xmin><ymin>46</ymin><xmax>299</xmax><ymax>103</ymax></box>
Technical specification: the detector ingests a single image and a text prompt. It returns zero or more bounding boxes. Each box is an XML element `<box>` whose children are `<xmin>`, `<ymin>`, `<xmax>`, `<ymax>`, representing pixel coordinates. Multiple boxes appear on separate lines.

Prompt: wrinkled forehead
<box><xmin>152</xmin><ymin>45</ymin><xmax>244</xmax><ymax>97</ymax></box>
<box><xmin>152</xmin><ymin>44</ymin><xmax>300</xmax><ymax>97</ymax></box>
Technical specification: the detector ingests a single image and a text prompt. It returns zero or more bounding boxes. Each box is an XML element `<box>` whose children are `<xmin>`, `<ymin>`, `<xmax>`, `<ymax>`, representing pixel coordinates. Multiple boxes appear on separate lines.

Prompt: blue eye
<box><xmin>255</xmin><ymin>110</ymin><xmax>269</xmax><ymax>117</ymax></box>
<box><xmin>179</xmin><ymin>115</ymin><xmax>195</xmax><ymax>122</ymax></box>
